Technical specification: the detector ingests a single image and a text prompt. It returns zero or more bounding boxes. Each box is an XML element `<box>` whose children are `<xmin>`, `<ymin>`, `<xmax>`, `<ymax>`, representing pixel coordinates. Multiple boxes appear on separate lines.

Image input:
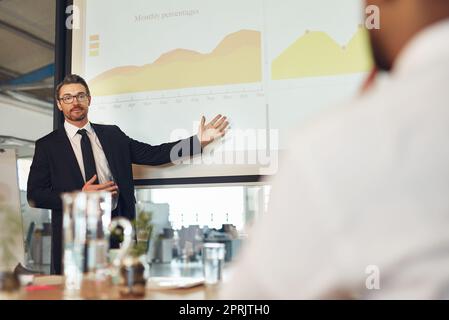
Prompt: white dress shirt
<box><xmin>221</xmin><ymin>19</ymin><xmax>449</xmax><ymax>299</ymax></box>
<box><xmin>64</xmin><ymin>121</ymin><xmax>118</xmax><ymax>209</ymax></box>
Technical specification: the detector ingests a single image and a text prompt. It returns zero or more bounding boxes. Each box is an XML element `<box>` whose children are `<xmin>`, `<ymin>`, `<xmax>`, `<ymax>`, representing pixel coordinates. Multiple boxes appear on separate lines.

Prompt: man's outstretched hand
<box><xmin>82</xmin><ymin>174</ymin><xmax>118</xmax><ymax>197</ymax></box>
<box><xmin>197</xmin><ymin>114</ymin><xmax>229</xmax><ymax>148</ymax></box>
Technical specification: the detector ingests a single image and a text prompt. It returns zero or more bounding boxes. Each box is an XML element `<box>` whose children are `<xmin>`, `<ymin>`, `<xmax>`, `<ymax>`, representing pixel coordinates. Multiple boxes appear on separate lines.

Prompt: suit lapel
<box><xmin>55</xmin><ymin>127</ymin><xmax>85</xmax><ymax>187</ymax></box>
<box><xmin>91</xmin><ymin>123</ymin><xmax>119</xmax><ymax>182</ymax></box>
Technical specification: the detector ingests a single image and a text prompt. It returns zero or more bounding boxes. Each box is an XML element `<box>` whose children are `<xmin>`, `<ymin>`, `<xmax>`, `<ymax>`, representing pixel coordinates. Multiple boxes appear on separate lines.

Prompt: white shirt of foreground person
<box><xmin>220</xmin><ymin>19</ymin><xmax>449</xmax><ymax>299</ymax></box>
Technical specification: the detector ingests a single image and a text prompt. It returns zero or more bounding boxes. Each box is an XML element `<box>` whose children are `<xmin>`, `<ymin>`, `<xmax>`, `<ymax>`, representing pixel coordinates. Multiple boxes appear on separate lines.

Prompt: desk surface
<box><xmin>21</xmin><ymin>280</ymin><xmax>218</xmax><ymax>300</ymax></box>
<box><xmin>19</xmin><ymin>260</ymin><xmax>223</xmax><ymax>300</ymax></box>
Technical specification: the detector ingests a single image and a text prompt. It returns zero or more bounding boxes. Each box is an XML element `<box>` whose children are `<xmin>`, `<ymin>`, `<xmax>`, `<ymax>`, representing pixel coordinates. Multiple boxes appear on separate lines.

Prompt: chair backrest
<box><xmin>25</xmin><ymin>221</ymin><xmax>35</xmax><ymax>254</ymax></box>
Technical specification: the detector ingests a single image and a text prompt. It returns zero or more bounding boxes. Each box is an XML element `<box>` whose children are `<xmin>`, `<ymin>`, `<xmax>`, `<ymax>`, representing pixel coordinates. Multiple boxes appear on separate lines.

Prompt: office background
<box><xmin>0</xmin><ymin>0</ymin><xmax>370</xmax><ymax>274</ymax></box>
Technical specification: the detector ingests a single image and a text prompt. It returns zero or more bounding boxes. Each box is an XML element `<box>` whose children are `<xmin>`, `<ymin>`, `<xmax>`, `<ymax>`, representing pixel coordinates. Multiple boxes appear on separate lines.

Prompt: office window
<box><xmin>135</xmin><ymin>185</ymin><xmax>270</xmax><ymax>232</ymax></box>
<box><xmin>17</xmin><ymin>158</ymin><xmax>32</xmax><ymax>191</ymax></box>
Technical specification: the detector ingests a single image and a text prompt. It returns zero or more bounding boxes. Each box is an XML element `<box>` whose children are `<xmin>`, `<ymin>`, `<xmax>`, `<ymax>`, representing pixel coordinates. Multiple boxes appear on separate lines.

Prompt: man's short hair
<box><xmin>55</xmin><ymin>74</ymin><xmax>90</xmax><ymax>101</ymax></box>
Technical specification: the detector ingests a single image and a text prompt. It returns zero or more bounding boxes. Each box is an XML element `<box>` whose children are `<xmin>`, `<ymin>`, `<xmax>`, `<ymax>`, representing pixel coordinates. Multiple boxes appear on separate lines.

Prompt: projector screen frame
<box><xmin>55</xmin><ymin>0</ymin><xmax>267</xmax><ymax>187</ymax></box>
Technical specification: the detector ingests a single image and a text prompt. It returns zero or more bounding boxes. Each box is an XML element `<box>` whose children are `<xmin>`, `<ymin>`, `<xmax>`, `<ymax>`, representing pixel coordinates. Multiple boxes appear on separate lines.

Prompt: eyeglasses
<box><xmin>59</xmin><ymin>92</ymin><xmax>89</xmax><ymax>104</ymax></box>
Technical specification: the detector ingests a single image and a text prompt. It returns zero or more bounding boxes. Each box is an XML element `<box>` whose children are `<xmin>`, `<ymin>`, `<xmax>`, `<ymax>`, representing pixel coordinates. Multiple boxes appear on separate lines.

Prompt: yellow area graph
<box><xmin>90</xmin><ymin>30</ymin><xmax>261</xmax><ymax>96</ymax></box>
<box><xmin>272</xmin><ymin>26</ymin><xmax>373</xmax><ymax>80</ymax></box>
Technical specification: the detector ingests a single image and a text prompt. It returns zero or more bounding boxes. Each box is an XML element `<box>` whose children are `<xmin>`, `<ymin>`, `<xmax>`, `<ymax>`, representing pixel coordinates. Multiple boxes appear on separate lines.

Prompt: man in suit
<box><xmin>27</xmin><ymin>74</ymin><xmax>228</xmax><ymax>274</ymax></box>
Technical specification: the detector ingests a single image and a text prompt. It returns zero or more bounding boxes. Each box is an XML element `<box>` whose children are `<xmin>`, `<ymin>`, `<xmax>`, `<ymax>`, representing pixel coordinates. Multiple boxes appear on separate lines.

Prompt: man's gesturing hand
<box><xmin>197</xmin><ymin>114</ymin><xmax>229</xmax><ymax>148</ymax></box>
<box><xmin>82</xmin><ymin>174</ymin><xmax>118</xmax><ymax>197</ymax></box>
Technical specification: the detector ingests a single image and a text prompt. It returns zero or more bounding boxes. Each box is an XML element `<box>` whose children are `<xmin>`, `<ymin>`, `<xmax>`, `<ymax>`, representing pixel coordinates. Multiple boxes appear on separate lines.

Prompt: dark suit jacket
<box><xmin>27</xmin><ymin>123</ymin><xmax>201</xmax><ymax>274</ymax></box>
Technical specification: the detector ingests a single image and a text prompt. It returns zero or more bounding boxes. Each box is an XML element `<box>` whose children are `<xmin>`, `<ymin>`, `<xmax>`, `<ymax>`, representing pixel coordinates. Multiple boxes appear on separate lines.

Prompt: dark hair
<box><xmin>55</xmin><ymin>74</ymin><xmax>90</xmax><ymax>101</ymax></box>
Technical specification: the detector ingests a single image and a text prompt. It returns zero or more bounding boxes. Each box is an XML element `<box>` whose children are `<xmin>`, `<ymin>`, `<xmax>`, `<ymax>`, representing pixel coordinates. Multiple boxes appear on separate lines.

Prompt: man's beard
<box><xmin>369</xmin><ymin>29</ymin><xmax>392</xmax><ymax>72</ymax></box>
<box><xmin>65</xmin><ymin>109</ymin><xmax>87</xmax><ymax>122</ymax></box>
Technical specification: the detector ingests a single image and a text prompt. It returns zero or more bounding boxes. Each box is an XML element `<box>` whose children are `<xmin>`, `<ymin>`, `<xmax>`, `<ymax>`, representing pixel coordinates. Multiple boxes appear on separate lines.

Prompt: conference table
<box><xmin>20</xmin><ymin>260</ymin><xmax>223</xmax><ymax>300</ymax></box>
<box><xmin>22</xmin><ymin>279</ymin><xmax>218</xmax><ymax>300</ymax></box>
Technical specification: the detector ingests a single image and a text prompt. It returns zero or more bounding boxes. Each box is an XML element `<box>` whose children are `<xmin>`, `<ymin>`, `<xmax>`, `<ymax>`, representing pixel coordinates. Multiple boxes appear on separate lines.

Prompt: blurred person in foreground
<box><xmin>221</xmin><ymin>0</ymin><xmax>449</xmax><ymax>299</ymax></box>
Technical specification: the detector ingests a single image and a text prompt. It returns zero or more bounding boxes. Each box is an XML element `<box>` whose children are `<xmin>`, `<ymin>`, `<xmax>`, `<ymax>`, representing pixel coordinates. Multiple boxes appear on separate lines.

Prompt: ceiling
<box><xmin>0</xmin><ymin>0</ymin><xmax>55</xmax><ymax>156</ymax></box>
<box><xmin>0</xmin><ymin>0</ymin><xmax>55</xmax><ymax>104</ymax></box>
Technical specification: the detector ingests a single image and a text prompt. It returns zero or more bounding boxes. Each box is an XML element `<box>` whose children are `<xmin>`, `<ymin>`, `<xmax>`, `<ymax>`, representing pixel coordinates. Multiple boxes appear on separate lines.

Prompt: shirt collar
<box><xmin>394</xmin><ymin>18</ymin><xmax>449</xmax><ymax>76</ymax></box>
<box><xmin>64</xmin><ymin>121</ymin><xmax>94</xmax><ymax>139</ymax></box>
